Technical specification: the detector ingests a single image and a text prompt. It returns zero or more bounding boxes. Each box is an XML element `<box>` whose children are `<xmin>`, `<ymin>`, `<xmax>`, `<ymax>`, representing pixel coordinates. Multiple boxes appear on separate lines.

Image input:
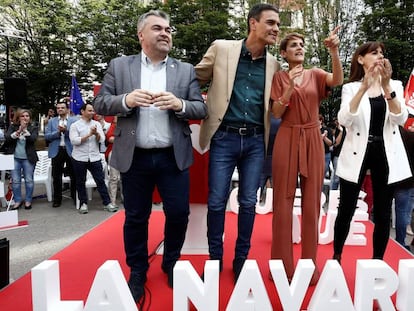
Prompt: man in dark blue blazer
<box><xmin>45</xmin><ymin>99</ymin><xmax>78</xmax><ymax>207</ymax></box>
<box><xmin>93</xmin><ymin>9</ymin><xmax>207</xmax><ymax>303</ymax></box>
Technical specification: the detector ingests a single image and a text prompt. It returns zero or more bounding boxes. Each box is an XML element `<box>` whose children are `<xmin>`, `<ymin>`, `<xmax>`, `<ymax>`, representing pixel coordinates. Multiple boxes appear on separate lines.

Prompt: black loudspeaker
<box><xmin>0</xmin><ymin>238</ymin><xmax>10</xmax><ymax>289</ymax></box>
<box><xmin>4</xmin><ymin>77</ymin><xmax>27</xmax><ymax>107</ymax></box>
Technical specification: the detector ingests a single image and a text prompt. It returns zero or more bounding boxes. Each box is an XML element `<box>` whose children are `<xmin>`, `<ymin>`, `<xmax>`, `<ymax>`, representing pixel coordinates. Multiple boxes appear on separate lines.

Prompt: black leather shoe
<box><xmin>128</xmin><ymin>273</ymin><xmax>146</xmax><ymax>302</ymax></box>
<box><xmin>232</xmin><ymin>257</ymin><xmax>246</xmax><ymax>283</ymax></box>
<box><xmin>166</xmin><ymin>267</ymin><xmax>174</xmax><ymax>288</ymax></box>
<box><xmin>201</xmin><ymin>258</ymin><xmax>223</xmax><ymax>281</ymax></box>
<box><xmin>52</xmin><ymin>202</ymin><xmax>61</xmax><ymax>208</ymax></box>
<box><xmin>162</xmin><ymin>264</ymin><xmax>175</xmax><ymax>288</ymax></box>
<box><xmin>24</xmin><ymin>204</ymin><xmax>32</xmax><ymax>210</ymax></box>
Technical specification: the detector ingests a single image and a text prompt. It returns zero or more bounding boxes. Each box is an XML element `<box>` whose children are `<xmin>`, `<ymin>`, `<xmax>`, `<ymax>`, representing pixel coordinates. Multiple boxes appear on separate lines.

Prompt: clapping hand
<box><xmin>20</xmin><ymin>121</ymin><xmax>28</xmax><ymax>132</ymax></box>
<box><xmin>90</xmin><ymin>125</ymin><xmax>97</xmax><ymax>135</ymax></box>
<box><xmin>58</xmin><ymin>123</ymin><xmax>66</xmax><ymax>132</ymax></box>
<box><xmin>379</xmin><ymin>58</ymin><xmax>392</xmax><ymax>88</ymax></box>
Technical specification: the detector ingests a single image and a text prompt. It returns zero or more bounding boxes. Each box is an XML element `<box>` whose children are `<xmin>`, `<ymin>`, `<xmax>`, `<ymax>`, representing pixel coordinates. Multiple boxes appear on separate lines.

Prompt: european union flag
<box><xmin>70</xmin><ymin>75</ymin><xmax>84</xmax><ymax>115</ymax></box>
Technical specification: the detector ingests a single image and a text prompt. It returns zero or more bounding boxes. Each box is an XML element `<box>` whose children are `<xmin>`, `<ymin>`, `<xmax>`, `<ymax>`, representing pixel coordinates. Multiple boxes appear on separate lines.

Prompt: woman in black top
<box><xmin>333</xmin><ymin>42</ymin><xmax>410</xmax><ymax>262</ymax></box>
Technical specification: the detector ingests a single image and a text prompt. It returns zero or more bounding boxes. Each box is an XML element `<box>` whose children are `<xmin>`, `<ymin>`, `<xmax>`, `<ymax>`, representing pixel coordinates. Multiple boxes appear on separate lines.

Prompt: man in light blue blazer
<box><xmin>93</xmin><ymin>9</ymin><xmax>207</xmax><ymax>304</ymax></box>
<box><xmin>44</xmin><ymin>99</ymin><xmax>78</xmax><ymax>207</ymax></box>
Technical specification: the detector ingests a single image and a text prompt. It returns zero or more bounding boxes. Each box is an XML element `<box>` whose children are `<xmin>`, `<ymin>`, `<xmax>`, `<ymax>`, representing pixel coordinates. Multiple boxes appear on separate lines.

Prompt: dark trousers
<box><xmin>71</xmin><ymin>158</ymin><xmax>110</xmax><ymax>206</ymax></box>
<box><xmin>52</xmin><ymin>147</ymin><xmax>75</xmax><ymax>203</ymax></box>
<box><xmin>334</xmin><ymin>141</ymin><xmax>395</xmax><ymax>259</ymax></box>
<box><xmin>121</xmin><ymin>147</ymin><xmax>189</xmax><ymax>275</ymax></box>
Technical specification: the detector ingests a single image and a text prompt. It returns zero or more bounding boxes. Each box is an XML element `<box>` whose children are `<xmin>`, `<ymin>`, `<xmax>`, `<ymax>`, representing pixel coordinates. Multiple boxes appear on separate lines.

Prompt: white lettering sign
<box><xmin>31</xmin><ymin>259</ymin><xmax>414</xmax><ymax>311</ymax></box>
<box><xmin>229</xmin><ymin>188</ymin><xmax>369</xmax><ymax>246</ymax></box>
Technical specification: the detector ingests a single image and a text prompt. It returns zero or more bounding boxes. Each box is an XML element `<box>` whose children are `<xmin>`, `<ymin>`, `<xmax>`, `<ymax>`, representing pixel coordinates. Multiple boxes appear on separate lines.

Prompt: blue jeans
<box><xmin>122</xmin><ymin>147</ymin><xmax>190</xmax><ymax>274</ymax></box>
<box><xmin>394</xmin><ymin>187</ymin><xmax>414</xmax><ymax>247</ymax></box>
<box><xmin>11</xmin><ymin>158</ymin><xmax>35</xmax><ymax>203</ymax></box>
<box><xmin>71</xmin><ymin>159</ymin><xmax>111</xmax><ymax>206</ymax></box>
<box><xmin>207</xmin><ymin>129</ymin><xmax>264</xmax><ymax>260</ymax></box>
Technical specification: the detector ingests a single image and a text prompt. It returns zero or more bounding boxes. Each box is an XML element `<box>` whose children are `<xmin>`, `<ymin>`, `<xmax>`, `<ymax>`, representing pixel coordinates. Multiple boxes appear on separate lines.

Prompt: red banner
<box><xmin>405</xmin><ymin>69</ymin><xmax>414</xmax><ymax>110</ymax></box>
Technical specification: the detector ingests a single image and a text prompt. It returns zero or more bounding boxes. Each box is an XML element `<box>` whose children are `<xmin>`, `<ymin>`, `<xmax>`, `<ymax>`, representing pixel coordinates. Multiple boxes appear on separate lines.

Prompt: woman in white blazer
<box><xmin>333</xmin><ymin>42</ymin><xmax>411</xmax><ymax>263</ymax></box>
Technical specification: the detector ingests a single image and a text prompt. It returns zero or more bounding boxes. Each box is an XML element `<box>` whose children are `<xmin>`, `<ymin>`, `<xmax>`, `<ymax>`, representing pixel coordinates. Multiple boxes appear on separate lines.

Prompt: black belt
<box><xmin>135</xmin><ymin>146</ymin><xmax>173</xmax><ymax>153</ymax></box>
<box><xmin>59</xmin><ymin>146</ymin><xmax>66</xmax><ymax>149</ymax></box>
<box><xmin>219</xmin><ymin>125</ymin><xmax>264</xmax><ymax>136</ymax></box>
<box><xmin>368</xmin><ymin>135</ymin><xmax>383</xmax><ymax>143</ymax></box>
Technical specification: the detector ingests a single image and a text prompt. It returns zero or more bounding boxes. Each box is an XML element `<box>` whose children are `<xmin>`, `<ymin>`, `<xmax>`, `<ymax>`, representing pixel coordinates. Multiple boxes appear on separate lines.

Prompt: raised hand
<box><xmin>324</xmin><ymin>26</ymin><xmax>341</xmax><ymax>52</ymax></box>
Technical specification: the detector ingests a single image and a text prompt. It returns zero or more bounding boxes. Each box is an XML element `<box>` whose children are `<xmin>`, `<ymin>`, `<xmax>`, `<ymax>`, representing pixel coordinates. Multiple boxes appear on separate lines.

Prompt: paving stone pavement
<box><xmin>0</xmin><ymin>187</ymin><xmax>123</xmax><ymax>284</ymax></box>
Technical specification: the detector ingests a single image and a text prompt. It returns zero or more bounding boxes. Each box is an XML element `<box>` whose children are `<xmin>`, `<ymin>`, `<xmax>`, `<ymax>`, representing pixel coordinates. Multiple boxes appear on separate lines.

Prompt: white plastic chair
<box><xmin>33</xmin><ymin>151</ymin><xmax>52</xmax><ymax>202</ymax></box>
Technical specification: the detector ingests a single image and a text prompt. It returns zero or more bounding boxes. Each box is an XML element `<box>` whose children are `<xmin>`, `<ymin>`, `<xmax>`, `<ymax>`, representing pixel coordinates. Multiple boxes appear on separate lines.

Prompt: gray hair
<box><xmin>137</xmin><ymin>10</ymin><xmax>170</xmax><ymax>33</ymax></box>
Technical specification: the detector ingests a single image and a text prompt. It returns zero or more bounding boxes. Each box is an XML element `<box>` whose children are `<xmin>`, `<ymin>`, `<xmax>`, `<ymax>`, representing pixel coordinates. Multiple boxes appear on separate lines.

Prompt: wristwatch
<box><xmin>385</xmin><ymin>91</ymin><xmax>396</xmax><ymax>100</ymax></box>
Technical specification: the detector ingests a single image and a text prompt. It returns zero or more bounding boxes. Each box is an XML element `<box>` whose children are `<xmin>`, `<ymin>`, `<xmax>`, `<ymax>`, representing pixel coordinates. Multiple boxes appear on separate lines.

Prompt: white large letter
<box><xmin>173</xmin><ymin>260</ymin><xmax>219</xmax><ymax>311</ymax></box>
<box><xmin>354</xmin><ymin>259</ymin><xmax>398</xmax><ymax>311</ymax></box>
<box><xmin>227</xmin><ymin>260</ymin><xmax>272</xmax><ymax>311</ymax></box>
<box><xmin>31</xmin><ymin>260</ymin><xmax>83</xmax><ymax>311</ymax></box>
<box><xmin>269</xmin><ymin>259</ymin><xmax>313</xmax><ymax>311</ymax></box>
<box><xmin>397</xmin><ymin>259</ymin><xmax>414</xmax><ymax>311</ymax></box>
<box><xmin>308</xmin><ymin>260</ymin><xmax>355</xmax><ymax>311</ymax></box>
<box><xmin>83</xmin><ymin>260</ymin><xmax>137</xmax><ymax>311</ymax></box>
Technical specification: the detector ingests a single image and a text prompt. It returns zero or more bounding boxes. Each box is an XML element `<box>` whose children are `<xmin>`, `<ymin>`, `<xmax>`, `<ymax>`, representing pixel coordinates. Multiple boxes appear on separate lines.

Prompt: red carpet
<box><xmin>0</xmin><ymin>210</ymin><xmax>412</xmax><ymax>310</ymax></box>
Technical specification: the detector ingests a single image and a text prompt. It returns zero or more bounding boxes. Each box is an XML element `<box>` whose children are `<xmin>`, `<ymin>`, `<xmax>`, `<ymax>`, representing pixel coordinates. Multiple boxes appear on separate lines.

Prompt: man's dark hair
<box><xmin>137</xmin><ymin>9</ymin><xmax>170</xmax><ymax>33</ymax></box>
<box><xmin>80</xmin><ymin>103</ymin><xmax>92</xmax><ymax>112</ymax></box>
<box><xmin>56</xmin><ymin>97</ymin><xmax>69</xmax><ymax>109</ymax></box>
<box><xmin>247</xmin><ymin>3</ymin><xmax>279</xmax><ymax>33</ymax></box>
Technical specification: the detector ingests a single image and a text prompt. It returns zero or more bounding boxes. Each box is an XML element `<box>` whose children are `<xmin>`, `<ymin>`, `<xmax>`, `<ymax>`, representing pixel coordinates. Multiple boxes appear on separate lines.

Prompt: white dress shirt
<box><xmin>58</xmin><ymin>116</ymin><xmax>68</xmax><ymax>146</ymax></box>
<box><xmin>69</xmin><ymin>118</ymin><xmax>105</xmax><ymax>162</ymax></box>
<box><xmin>135</xmin><ymin>52</ymin><xmax>172</xmax><ymax>149</ymax></box>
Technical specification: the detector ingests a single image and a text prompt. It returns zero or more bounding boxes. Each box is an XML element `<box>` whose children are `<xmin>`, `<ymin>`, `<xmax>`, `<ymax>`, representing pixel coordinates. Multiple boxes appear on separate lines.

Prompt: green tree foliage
<box><xmin>361</xmin><ymin>0</ymin><xmax>414</xmax><ymax>84</ymax></box>
<box><xmin>73</xmin><ymin>0</ymin><xmax>148</xmax><ymax>84</ymax></box>
<box><xmin>161</xmin><ymin>0</ymin><xmax>237</xmax><ymax>65</ymax></box>
<box><xmin>302</xmin><ymin>0</ymin><xmax>365</xmax><ymax>121</ymax></box>
<box><xmin>1</xmin><ymin>0</ymin><xmax>412</xmax><ymax>120</ymax></box>
<box><xmin>1</xmin><ymin>0</ymin><xmax>75</xmax><ymax>111</ymax></box>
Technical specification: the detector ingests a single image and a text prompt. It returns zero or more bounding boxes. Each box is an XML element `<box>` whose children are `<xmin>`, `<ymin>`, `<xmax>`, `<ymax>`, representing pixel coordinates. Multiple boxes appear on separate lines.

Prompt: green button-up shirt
<box><xmin>223</xmin><ymin>41</ymin><xmax>266</xmax><ymax>127</ymax></box>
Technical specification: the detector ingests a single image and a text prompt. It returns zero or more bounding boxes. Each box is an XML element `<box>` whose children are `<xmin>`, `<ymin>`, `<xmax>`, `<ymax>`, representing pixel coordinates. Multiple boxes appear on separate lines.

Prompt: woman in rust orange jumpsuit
<box><xmin>270</xmin><ymin>29</ymin><xmax>343</xmax><ymax>284</ymax></box>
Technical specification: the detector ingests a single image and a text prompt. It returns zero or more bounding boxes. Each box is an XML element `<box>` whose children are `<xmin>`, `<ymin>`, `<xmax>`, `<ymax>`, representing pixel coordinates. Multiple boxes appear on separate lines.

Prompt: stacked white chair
<box><xmin>33</xmin><ymin>150</ymin><xmax>52</xmax><ymax>202</ymax></box>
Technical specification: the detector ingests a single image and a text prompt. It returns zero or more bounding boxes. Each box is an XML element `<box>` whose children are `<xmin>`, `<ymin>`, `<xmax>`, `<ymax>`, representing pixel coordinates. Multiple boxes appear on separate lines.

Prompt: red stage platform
<box><xmin>0</xmin><ymin>210</ymin><xmax>413</xmax><ymax>310</ymax></box>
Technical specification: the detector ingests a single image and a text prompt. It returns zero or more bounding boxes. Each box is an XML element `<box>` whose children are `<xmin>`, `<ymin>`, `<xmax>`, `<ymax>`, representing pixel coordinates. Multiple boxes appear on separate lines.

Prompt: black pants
<box><xmin>52</xmin><ymin>147</ymin><xmax>75</xmax><ymax>203</ymax></box>
<box><xmin>122</xmin><ymin>147</ymin><xmax>189</xmax><ymax>274</ymax></box>
<box><xmin>334</xmin><ymin>141</ymin><xmax>395</xmax><ymax>259</ymax></box>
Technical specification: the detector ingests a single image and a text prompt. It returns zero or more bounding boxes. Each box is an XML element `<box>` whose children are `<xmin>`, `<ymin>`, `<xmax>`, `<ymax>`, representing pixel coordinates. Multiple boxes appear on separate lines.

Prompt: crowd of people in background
<box><xmin>1</xmin><ymin>101</ymin><xmax>122</xmax><ymax>215</ymax></box>
<box><xmin>1</xmin><ymin>3</ymin><xmax>413</xmax><ymax>307</ymax></box>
